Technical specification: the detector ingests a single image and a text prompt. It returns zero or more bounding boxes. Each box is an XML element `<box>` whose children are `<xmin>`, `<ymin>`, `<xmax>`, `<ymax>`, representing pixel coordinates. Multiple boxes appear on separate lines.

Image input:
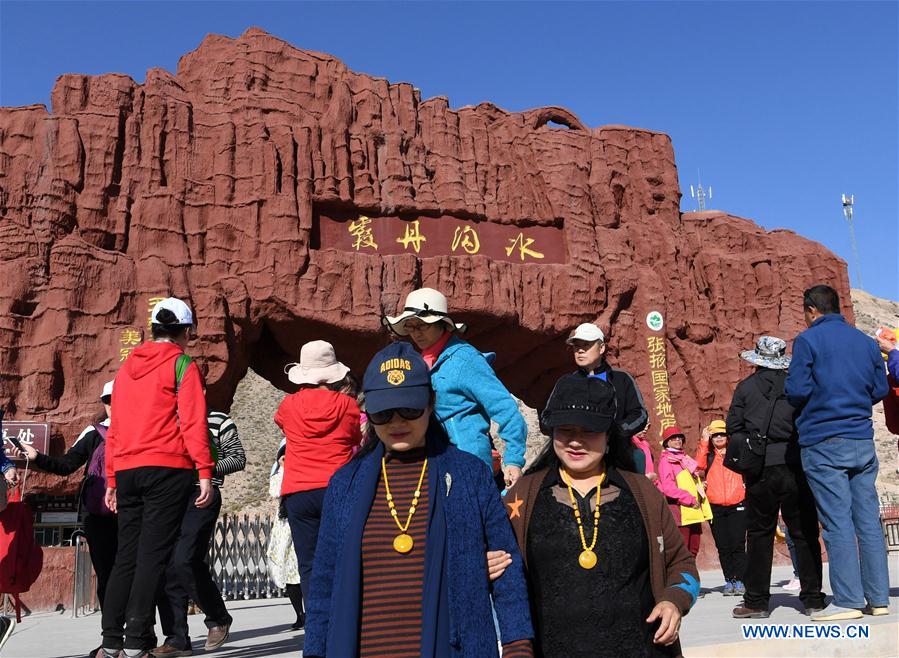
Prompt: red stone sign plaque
<box><xmin>315</xmin><ymin>211</ymin><xmax>567</xmax><ymax>264</ymax></box>
<box><xmin>3</xmin><ymin>422</ymin><xmax>50</xmax><ymax>460</ymax></box>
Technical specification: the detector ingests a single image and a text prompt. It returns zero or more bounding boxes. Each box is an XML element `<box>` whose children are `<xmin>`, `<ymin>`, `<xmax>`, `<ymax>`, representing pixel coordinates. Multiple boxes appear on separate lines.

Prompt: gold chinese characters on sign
<box><xmin>118</xmin><ymin>326</ymin><xmax>141</xmax><ymax>362</ymax></box>
<box><xmin>348</xmin><ymin>216</ymin><xmax>378</xmax><ymax>251</ymax></box>
<box><xmin>315</xmin><ymin>210</ymin><xmax>566</xmax><ymax>264</ymax></box>
<box><xmin>646</xmin><ymin>335</ymin><xmax>677</xmax><ymax>433</ymax></box>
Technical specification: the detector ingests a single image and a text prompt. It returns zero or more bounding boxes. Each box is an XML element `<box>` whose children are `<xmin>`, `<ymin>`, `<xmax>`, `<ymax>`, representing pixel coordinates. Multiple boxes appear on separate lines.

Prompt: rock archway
<box><xmin>0</xmin><ymin>28</ymin><xmax>851</xmax><ymax>497</ymax></box>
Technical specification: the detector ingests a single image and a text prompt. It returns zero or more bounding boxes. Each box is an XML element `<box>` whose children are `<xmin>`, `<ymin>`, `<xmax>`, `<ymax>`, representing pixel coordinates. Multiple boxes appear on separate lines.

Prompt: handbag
<box><xmin>266</xmin><ymin>467</ymin><xmax>300</xmax><ymax>589</ymax></box>
<box><xmin>724</xmin><ymin>374</ymin><xmax>784</xmax><ymax>478</ymax></box>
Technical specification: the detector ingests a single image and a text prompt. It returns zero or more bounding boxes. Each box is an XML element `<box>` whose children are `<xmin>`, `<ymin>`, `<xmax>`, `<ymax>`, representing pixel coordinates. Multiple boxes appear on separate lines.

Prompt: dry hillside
<box><xmin>221</xmin><ymin>289</ymin><xmax>899</xmax><ymax>514</ymax></box>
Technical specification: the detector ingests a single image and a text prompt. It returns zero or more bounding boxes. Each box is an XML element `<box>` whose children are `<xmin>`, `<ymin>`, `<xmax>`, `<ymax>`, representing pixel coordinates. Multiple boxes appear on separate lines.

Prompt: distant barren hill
<box><xmin>221</xmin><ymin>288</ymin><xmax>899</xmax><ymax>514</ymax></box>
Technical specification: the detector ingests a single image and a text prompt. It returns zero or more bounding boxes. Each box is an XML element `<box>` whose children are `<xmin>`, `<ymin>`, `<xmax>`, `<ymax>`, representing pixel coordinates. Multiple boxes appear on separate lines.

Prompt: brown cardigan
<box><xmin>504</xmin><ymin>466</ymin><xmax>700</xmax><ymax>617</ymax></box>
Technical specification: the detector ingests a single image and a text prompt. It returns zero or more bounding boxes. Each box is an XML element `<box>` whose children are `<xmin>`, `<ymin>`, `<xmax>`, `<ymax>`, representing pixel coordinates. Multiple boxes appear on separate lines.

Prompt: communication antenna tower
<box><xmin>689</xmin><ymin>172</ymin><xmax>713</xmax><ymax>211</ymax></box>
<box><xmin>841</xmin><ymin>194</ymin><xmax>862</xmax><ymax>289</ymax></box>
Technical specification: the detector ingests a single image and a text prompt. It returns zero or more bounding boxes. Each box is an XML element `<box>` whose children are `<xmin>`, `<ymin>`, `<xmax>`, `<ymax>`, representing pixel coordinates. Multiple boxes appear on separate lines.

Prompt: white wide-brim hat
<box><xmin>382</xmin><ymin>287</ymin><xmax>467</xmax><ymax>336</ymax></box>
<box><xmin>285</xmin><ymin>340</ymin><xmax>351</xmax><ymax>386</ymax></box>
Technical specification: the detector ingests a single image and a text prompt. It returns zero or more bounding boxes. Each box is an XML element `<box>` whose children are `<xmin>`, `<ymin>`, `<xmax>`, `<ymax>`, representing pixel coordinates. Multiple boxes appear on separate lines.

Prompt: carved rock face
<box><xmin>0</xmin><ymin>28</ymin><xmax>850</xmax><ymax>495</ymax></box>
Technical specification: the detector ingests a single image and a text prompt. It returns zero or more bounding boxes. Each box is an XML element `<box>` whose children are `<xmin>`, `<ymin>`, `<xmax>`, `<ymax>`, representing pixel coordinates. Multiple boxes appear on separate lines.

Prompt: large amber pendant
<box><xmin>578</xmin><ymin>549</ymin><xmax>597</xmax><ymax>570</ymax></box>
<box><xmin>393</xmin><ymin>533</ymin><xmax>414</xmax><ymax>554</ymax></box>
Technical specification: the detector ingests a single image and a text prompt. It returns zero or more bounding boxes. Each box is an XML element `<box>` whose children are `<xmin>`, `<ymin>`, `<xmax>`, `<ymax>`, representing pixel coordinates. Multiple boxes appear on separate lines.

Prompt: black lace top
<box><xmin>525</xmin><ymin>467</ymin><xmax>677</xmax><ymax>658</ymax></box>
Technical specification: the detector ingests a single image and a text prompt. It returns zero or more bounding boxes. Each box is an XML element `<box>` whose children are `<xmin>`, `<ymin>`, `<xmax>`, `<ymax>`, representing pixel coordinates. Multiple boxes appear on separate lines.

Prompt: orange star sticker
<box><xmin>507</xmin><ymin>495</ymin><xmax>524</xmax><ymax>519</ymax></box>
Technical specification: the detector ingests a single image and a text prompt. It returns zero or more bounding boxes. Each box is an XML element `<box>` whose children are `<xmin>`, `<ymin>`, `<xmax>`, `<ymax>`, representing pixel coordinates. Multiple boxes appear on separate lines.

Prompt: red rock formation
<box><xmin>0</xmin><ymin>28</ymin><xmax>851</xmax><ymax>497</ymax></box>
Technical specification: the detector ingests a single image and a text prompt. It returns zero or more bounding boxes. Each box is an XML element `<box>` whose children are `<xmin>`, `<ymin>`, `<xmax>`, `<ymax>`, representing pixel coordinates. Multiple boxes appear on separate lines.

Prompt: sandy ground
<box><xmin>6</xmin><ymin>564</ymin><xmax>898</xmax><ymax>658</ymax></box>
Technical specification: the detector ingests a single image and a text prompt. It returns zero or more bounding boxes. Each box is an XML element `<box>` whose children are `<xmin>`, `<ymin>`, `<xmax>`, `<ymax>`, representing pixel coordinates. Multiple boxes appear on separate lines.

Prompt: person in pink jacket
<box><xmin>631</xmin><ymin>426</ymin><xmax>659</xmax><ymax>483</ymax></box>
<box><xmin>657</xmin><ymin>426</ymin><xmax>705</xmax><ymax>557</ymax></box>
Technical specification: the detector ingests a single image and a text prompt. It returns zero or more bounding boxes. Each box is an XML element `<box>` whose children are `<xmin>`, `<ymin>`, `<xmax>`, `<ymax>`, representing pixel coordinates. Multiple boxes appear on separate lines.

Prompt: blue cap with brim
<box><xmin>363</xmin><ymin>342</ymin><xmax>432</xmax><ymax>414</ymax></box>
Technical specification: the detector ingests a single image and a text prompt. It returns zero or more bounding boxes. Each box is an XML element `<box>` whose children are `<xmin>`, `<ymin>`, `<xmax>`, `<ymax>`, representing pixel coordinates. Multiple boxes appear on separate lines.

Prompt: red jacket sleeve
<box><xmin>177</xmin><ymin>361</ymin><xmax>213</xmax><ymax>478</ymax></box>
<box><xmin>106</xmin><ymin>391</ymin><xmax>120</xmax><ymax>487</ymax></box>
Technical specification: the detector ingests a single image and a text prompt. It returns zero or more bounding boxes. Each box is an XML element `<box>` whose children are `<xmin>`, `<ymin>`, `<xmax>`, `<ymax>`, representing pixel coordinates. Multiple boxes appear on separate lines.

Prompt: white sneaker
<box><xmin>810</xmin><ymin>604</ymin><xmax>863</xmax><ymax>621</ymax></box>
<box><xmin>783</xmin><ymin>578</ymin><xmax>801</xmax><ymax>591</ymax></box>
<box><xmin>0</xmin><ymin>616</ymin><xmax>15</xmax><ymax>651</ymax></box>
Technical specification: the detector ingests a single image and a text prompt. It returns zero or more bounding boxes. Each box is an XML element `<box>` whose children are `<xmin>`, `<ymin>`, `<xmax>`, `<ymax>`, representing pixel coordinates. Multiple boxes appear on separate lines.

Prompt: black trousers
<box><xmin>285</xmin><ymin>488</ymin><xmax>327</xmax><ymax>604</ymax></box>
<box><xmin>84</xmin><ymin>513</ymin><xmax>118</xmax><ymax>608</ymax></box>
<box><xmin>709</xmin><ymin>503</ymin><xmax>747</xmax><ymax>582</ymax></box>
<box><xmin>101</xmin><ymin>467</ymin><xmax>194</xmax><ymax>652</ymax></box>
<box><xmin>156</xmin><ymin>487</ymin><xmax>231</xmax><ymax>650</ymax></box>
<box><xmin>743</xmin><ymin>464</ymin><xmax>825</xmax><ymax>610</ymax></box>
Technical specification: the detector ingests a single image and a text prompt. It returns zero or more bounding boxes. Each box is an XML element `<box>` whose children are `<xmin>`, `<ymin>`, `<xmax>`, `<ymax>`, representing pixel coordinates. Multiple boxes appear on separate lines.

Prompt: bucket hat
<box><xmin>285</xmin><ymin>340</ymin><xmax>350</xmax><ymax>386</ymax></box>
<box><xmin>661</xmin><ymin>425</ymin><xmax>686</xmax><ymax>447</ymax></box>
<box><xmin>741</xmin><ymin>336</ymin><xmax>791</xmax><ymax>370</ymax></box>
<box><xmin>382</xmin><ymin>288</ymin><xmax>467</xmax><ymax>336</ymax></box>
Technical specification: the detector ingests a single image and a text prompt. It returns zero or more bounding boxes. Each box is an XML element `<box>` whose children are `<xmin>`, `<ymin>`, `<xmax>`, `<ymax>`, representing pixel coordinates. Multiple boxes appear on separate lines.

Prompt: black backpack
<box><xmin>723</xmin><ymin>375</ymin><xmax>784</xmax><ymax>478</ymax></box>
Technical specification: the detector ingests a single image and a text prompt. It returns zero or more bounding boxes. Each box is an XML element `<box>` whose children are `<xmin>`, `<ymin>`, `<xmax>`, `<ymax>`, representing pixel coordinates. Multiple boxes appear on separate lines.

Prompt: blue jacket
<box><xmin>785</xmin><ymin>314</ymin><xmax>890</xmax><ymax>446</ymax></box>
<box><xmin>888</xmin><ymin>349</ymin><xmax>899</xmax><ymax>382</ymax></box>
<box><xmin>304</xmin><ymin>433</ymin><xmax>533</xmax><ymax>657</ymax></box>
<box><xmin>431</xmin><ymin>336</ymin><xmax>527</xmax><ymax>468</ymax></box>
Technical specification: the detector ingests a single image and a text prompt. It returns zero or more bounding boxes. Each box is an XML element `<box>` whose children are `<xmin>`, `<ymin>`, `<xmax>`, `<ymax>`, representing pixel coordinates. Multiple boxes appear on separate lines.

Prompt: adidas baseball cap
<box><xmin>362</xmin><ymin>342</ymin><xmax>432</xmax><ymax>414</ymax></box>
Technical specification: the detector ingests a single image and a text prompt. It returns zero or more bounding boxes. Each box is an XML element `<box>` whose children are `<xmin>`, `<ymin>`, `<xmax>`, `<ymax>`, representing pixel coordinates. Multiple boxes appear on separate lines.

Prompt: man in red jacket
<box><xmin>100</xmin><ymin>297</ymin><xmax>213</xmax><ymax>658</ymax></box>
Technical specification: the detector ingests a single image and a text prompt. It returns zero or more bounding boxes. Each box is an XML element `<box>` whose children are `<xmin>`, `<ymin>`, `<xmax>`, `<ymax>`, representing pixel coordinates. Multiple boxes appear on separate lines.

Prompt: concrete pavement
<box><xmin>4</xmin><ymin>564</ymin><xmax>898</xmax><ymax>657</ymax></box>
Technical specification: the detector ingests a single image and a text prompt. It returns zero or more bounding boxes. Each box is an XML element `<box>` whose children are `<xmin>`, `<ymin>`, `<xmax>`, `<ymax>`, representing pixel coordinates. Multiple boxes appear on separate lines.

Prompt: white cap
<box><xmin>150</xmin><ymin>297</ymin><xmax>194</xmax><ymax>326</ymax></box>
<box><xmin>101</xmin><ymin>380</ymin><xmax>114</xmax><ymax>400</ymax></box>
<box><xmin>566</xmin><ymin>323</ymin><xmax>605</xmax><ymax>344</ymax></box>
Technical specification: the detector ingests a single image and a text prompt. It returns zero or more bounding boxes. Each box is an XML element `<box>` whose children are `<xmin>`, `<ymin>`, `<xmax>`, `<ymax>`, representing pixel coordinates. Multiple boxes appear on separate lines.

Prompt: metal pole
<box><xmin>842</xmin><ymin>194</ymin><xmax>862</xmax><ymax>289</ymax></box>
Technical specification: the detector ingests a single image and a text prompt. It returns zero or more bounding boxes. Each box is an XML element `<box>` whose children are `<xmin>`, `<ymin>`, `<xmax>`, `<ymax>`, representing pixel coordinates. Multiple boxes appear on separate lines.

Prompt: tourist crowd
<box><xmin>0</xmin><ymin>282</ymin><xmax>894</xmax><ymax>657</ymax></box>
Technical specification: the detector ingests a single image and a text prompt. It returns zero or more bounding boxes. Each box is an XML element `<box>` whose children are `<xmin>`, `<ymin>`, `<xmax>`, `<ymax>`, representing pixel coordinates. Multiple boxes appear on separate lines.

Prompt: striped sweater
<box><xmin>207</xmin><ymin>411</ymin><xmax>246</xmax><ymax>487</ymax></box>
<box><xmin>359</xmin><ymin>449</ymin><xmax>532</xmax><ymax>657</ymax></box>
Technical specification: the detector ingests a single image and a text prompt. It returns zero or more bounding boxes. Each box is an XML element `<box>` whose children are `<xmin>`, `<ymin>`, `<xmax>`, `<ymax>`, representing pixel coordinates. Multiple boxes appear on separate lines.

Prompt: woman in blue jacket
<box><xmin>304</xmin><ymin>342</ymin><xmax>533</xmax><ymax>658</ymax></box>
<box><xmin>383</xmin><ymin>287</ymin><xmax>528</xmax><ymax>488</ymax></box>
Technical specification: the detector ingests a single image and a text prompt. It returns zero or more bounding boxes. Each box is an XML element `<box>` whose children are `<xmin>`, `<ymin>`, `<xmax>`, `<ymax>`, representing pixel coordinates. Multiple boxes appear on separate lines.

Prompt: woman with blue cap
<box><xmin>303</xmin><ymin>342</ymin><xmax>534</xmax><ymax>657</ymax></box>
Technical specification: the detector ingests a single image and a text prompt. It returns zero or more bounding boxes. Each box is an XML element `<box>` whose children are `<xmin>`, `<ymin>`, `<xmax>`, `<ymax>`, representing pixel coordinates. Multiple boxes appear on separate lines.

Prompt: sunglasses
<box><xmin>368</xmin><ymin>407</ymin><xmax>426</xmax><ymax>425</ymax></box>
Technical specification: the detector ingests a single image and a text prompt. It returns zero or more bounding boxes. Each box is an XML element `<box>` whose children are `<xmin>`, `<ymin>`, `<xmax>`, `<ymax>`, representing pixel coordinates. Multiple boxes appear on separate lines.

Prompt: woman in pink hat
<box><xmin>275</xmin><ymin>340</ymin><xmax>362</xmax><ymax>607</ymax></box>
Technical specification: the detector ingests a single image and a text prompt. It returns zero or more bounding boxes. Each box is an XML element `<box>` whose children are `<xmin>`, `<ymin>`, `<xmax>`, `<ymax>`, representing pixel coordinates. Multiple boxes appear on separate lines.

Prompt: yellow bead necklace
<box><xmin>561</xmin><ymin>467</ymin><xmax>606</xmax><ymax>569</ymax></box>
<box><xmin>382</xmin><ymin>455</ymin><xmax>428</xmax><ymax>554</ymax></box>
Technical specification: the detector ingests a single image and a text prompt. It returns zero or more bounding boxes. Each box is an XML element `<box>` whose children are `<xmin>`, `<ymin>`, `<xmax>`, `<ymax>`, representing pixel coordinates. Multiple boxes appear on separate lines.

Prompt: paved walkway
<box><xmin>4</xmin><ymin>564</ymin><xmax>898</xmax><ymax>657</ymax></box>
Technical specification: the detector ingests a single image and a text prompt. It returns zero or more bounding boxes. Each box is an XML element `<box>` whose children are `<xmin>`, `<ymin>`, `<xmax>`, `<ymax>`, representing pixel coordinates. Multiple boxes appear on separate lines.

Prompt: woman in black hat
<box><xmin>502</xmin><ymin>374</ymin><xmax>699</xmax><ymax>658</ymax></box>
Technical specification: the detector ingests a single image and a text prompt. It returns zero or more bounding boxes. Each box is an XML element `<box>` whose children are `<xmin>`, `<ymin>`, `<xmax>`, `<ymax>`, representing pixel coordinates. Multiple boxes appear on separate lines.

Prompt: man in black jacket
<box><xmin>567</xmin><ymin>323</ymin><xmax>648</xmax><ymax>439</ymax></box>
<box><xmin>728</xmin><ymin>336</ymin><xmax>826</xmax><ymax>619</ymax></box>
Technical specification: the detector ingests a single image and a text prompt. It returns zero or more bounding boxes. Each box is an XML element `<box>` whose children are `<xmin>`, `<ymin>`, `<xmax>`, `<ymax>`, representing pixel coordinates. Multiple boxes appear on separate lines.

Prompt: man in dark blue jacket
<box><xmin>785</xmin><ymin>284</ymin><xmax>890</xmax><ymax>622</ymax></box>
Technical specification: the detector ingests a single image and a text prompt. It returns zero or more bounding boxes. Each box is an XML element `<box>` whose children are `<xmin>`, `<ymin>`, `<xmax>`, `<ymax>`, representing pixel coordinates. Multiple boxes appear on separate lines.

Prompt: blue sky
<box><xmin>2</xmin><ymin>0</ymin><xmax>896</xmax><ymax>300</ymax></box>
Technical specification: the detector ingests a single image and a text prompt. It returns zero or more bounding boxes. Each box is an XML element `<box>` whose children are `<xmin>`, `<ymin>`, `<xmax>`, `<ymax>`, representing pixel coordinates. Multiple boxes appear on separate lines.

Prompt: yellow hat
<box><xmin>708</xmin><ymin>419</ymin><xmax>727</xmax><ymax>435</ymax></box>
